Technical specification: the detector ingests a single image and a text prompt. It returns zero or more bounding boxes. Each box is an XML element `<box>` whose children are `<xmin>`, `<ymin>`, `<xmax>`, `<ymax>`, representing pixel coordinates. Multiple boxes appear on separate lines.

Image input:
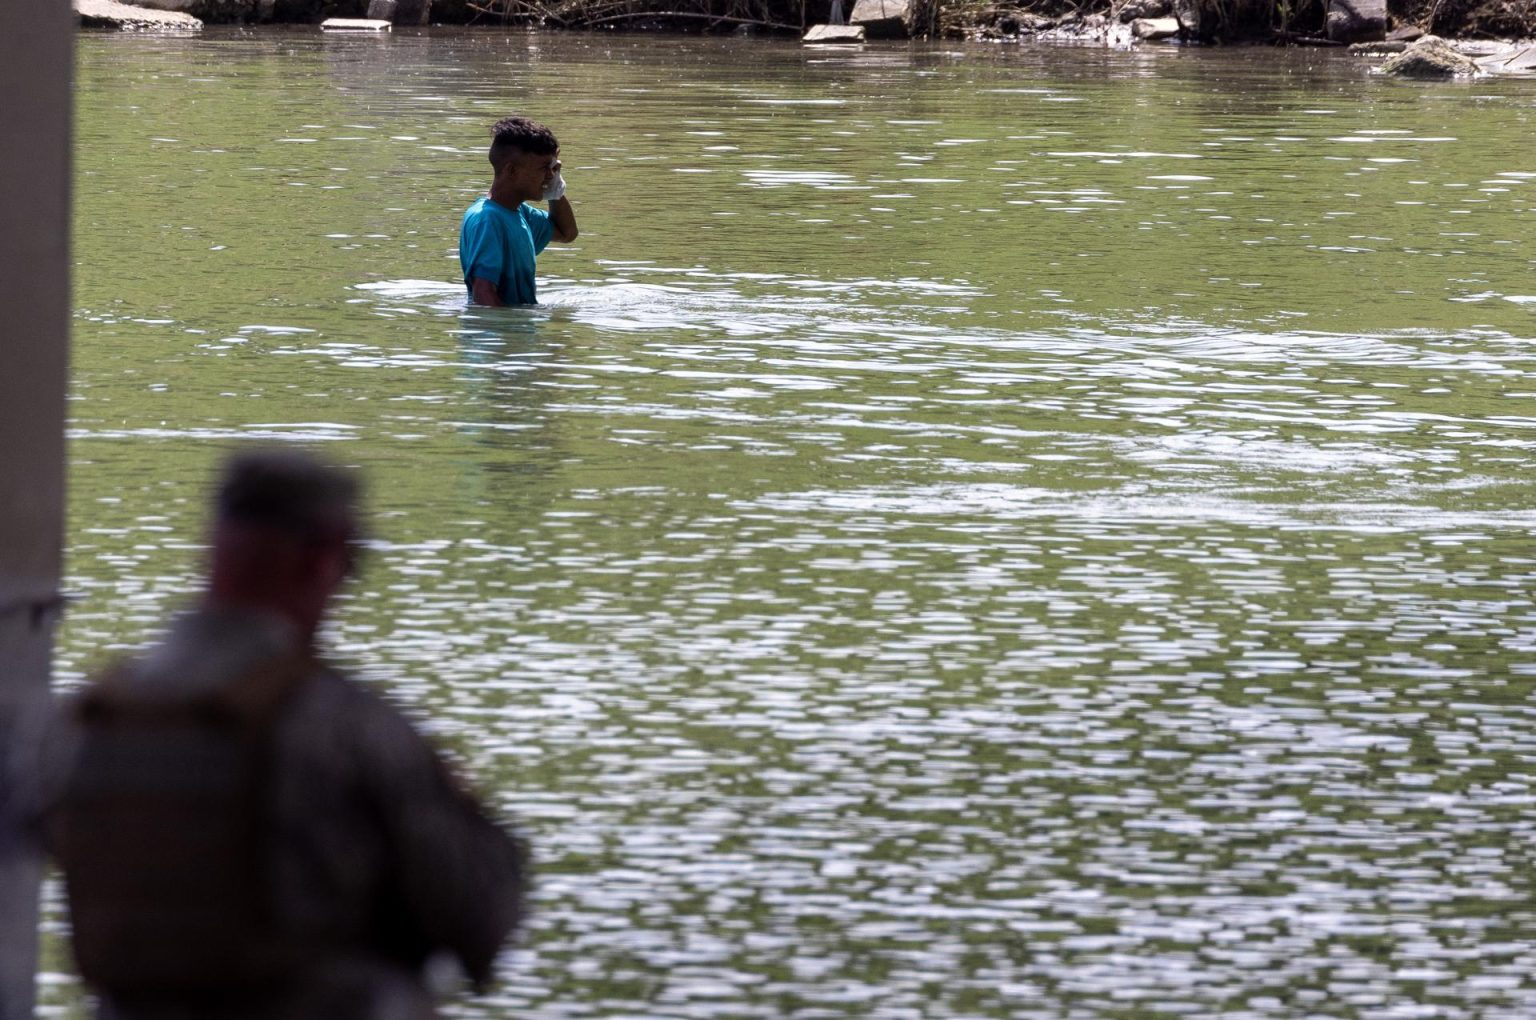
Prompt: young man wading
<box><xmin>460</xmin><ymin>116</ymin><xmax>579</xmax><ymax>306</ymax></box>
<box><xmin>42</xmin><ymin>450</ymin><xmax>528</xmax><ymax>1020</ymax></box>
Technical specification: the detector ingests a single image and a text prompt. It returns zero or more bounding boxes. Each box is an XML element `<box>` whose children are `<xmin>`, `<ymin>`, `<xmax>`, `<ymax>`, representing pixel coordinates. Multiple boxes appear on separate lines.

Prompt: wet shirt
<box><xmin>459</xmin><ymin>196</ymin><xmax>553</xmax><ymax>306</ymax></box>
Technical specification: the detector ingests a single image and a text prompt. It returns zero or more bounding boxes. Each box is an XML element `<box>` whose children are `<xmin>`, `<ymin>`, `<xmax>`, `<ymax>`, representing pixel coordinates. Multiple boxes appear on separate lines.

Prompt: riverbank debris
<box><xmin>1474</xmin><ymin>41</ymin><xmax>1536</xmax><ymax>73</ymax></box>
<box><xmin>1131</xmin><ymin>16</ymin><xmax>1177</xmax><ymax>38</ymax></box>
<box><xmin>74</xmin><ymin>0</ymin><xmax>202</xmax><ymax>32</ymax></box>
<box><xmin>803</xmin><ymin>22</ymin><xmax>867</xmax><ymax>41</ymax></box>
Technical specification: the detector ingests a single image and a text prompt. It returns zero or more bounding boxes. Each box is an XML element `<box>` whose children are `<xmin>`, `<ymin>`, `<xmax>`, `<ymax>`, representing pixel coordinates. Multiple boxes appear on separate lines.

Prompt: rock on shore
<box><xmin>1379</xmin><ymin>34</ymin><xmax>1482</xmax><ymax>76</ymax></box>
<box><xmin>850</xmin><ymin>0</ymin><xmax>912</xmax><ymax>38</ymax></box>
<box><xmin>75</xmin><ymin>0</ymin><xmax>203</xmax><ymax>30</ymax></box>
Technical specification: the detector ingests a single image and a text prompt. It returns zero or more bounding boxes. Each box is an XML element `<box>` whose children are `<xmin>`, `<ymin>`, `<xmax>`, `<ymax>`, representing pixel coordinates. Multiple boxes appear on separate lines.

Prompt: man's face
<box><xmin>504</xmin><ymin>148</ymin><xmax>560</xmax><ymax>202</ymax></box>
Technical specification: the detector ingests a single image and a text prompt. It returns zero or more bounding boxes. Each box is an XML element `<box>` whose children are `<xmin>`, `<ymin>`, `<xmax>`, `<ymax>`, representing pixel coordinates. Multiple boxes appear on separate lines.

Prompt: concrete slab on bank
<box><xmin>321</xmin><ymin>17</ymin><xmax>392</xmax><ymax>30</ymax></box>
<box><xmin>850</xmin><ymin>0</ymin><xmax>910</xmax><ymax>37</ymax></box>
<box><xmin>75</xmin><ymin>0</ymin><xmax>201</xmax><ymax>31</ymax></box>
<box><xmin>803</xmin><ymin>23</ymin><xmax>866</xmax><ymax>42</ymax></box>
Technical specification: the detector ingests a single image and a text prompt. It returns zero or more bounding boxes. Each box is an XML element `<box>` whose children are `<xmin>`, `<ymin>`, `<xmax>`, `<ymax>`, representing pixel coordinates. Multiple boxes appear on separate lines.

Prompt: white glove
<box><xmin>542</xmin><ymin>171</ymin><xmax>566</xmax><ymax>203</ymax></box>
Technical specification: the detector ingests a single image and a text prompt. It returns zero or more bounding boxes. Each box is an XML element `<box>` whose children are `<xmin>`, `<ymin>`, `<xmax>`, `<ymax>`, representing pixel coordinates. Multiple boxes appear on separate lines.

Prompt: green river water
<box><xmin>49</xmin><ymin>28</ymin><xmax>1536</xmax><ymax>1018</ymax></box>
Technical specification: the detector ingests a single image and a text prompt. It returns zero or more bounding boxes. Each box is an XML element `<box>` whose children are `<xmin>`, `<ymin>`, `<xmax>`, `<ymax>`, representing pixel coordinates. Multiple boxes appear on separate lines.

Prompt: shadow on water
<box><xmin>355</xmin><ymin>280</ymin><xmax>582</xmax><ymax>521</ymax></box>
<box><xmin>453</xmin><ymin>305</ymin><xmax>561</xmax><ymax>487</ymax></box>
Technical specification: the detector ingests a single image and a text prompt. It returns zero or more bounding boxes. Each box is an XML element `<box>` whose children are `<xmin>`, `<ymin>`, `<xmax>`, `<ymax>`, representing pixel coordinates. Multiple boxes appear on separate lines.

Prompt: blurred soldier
<box><xmin>45</xmin><ymin>449</ymin><xmax>527</xmax><ymax>1020</ymax></box>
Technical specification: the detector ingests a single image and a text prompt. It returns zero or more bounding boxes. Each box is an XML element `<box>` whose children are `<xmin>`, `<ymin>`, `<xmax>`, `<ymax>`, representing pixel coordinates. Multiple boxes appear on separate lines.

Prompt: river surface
<box><xmin>47</xmin><ymin>27</ymin><xmax>1536</xmax><ymax>1017</ymax></box>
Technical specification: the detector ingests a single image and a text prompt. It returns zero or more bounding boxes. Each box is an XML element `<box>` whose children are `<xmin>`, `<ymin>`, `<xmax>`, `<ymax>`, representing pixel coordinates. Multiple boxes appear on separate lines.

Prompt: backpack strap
<box><xmin>53</xmin><ymin>650</ymin><xmax>324</xmax><ymax>998</ymax></box>
<box><xmin>75</xmin><ymin>651</ymin><xmax>315</xmax><ymax>730</ymax></box>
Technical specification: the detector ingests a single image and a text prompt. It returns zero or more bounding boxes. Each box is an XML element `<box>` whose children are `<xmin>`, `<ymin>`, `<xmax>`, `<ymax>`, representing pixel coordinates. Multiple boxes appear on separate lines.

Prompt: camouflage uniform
<box><xmin>47</xmin><ymin>608</ymin><xmax>527</xmax><ymax>1020</ymax></box>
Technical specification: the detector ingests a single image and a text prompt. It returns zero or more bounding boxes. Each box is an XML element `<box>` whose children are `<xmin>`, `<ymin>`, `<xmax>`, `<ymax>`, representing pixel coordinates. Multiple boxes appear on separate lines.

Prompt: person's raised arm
<box><xmin>549</xmin><ymin>196</ymin><xmax>578</xmax><ymax>244</ymax></box>
<box><xmin>362</xmin><ymin>704</ymin><xmax>530</xmax><ymax>992</ymax></box>
<box><xmin>469</xmin><ymin>277</ymin><xmax>504</xmax><ymax>307</ymax></box>
<box><xmin>543</xmin><ymin>165</ymin><xmax>578</xmax><ymax>244</ymax></box>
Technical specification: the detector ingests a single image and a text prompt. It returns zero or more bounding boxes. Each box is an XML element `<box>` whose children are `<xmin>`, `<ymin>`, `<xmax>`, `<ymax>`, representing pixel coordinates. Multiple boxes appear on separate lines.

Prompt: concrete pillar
<box><xmin>0</xmin><ymin>0</ymin><xmax>73</xmax><ymax>1016</ymax></box>
<box><xmin>1326</xmin><ymin>0</ymin><xmax>1387</xmax><ymax>42</ymax></box>
<box><xmin>393</xmin><ymin>0</ymin><xmax>431</xmax><ymax>25</ymax></box>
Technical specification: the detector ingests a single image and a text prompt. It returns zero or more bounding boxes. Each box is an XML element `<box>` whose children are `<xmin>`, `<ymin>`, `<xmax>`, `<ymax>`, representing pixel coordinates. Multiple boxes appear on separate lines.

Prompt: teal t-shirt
<box><xmin>459</xmin><ymin>196</ymin><xmax>553</xmax><ymax>305</ymax></box>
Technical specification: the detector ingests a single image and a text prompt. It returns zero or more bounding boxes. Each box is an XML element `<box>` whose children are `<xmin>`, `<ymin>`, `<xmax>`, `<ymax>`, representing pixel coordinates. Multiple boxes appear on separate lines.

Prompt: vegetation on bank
<box><xmin>210</xmin><ymin>0</ymin><xmax>1536</xmax><ymax>41</ymax></box>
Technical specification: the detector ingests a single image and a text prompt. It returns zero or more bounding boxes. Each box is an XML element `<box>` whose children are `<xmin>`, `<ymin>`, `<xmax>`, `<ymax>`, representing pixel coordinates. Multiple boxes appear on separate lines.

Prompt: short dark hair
<box><xmin>215</xmin><ymin>448</ymin><xmax>359</xmax><ymax>544</ymax></box>
<box><xmin>489</xmin><ymin>116</ymin><xmax>558</xmax><ymax>170</ymax></box>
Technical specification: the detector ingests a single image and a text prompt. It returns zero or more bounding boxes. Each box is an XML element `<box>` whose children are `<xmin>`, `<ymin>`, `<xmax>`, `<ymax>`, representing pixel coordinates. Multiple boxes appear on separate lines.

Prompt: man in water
<box><xmin>460</xmin><ymin>115</ymin><xmax>579</xmax><ymax>306</ymax></box>
<box><xmin>44</xmin><ymin>449</ymin><xmax>528</xmax><ymax>1019</ymax></box>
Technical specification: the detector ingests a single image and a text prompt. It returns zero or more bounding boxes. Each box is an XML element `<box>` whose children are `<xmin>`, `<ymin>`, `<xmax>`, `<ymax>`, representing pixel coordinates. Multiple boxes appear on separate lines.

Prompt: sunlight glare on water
<box><xmin>52</xmin><ymin>28</ymin><xmax>1536</xmax><ymax>1018</ymax></box>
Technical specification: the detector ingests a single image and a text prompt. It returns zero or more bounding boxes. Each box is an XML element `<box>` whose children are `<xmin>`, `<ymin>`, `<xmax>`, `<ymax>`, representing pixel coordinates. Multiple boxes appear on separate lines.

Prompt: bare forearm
<box><xmin>470</xmin><ymin>278</ymin><xmax>503</xmax><ymax>307</ymax></box>
<box><xmin>549</xmin><ymin>196</ymin><xmax>578</xmax><ymax>243</ymax></box>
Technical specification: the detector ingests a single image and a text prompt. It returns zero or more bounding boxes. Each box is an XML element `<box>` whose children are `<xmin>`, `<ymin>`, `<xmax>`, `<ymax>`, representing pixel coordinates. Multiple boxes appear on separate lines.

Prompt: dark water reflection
<box><xmin>52</xmin><ymin>28</ymin><xmax>1536</xmax><ymax>1017</ymax></box>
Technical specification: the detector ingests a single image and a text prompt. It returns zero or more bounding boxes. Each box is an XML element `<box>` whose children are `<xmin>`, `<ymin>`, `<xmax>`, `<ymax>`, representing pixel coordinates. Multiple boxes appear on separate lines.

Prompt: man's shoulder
<box><xmin>275</xmin><ymin>663</ymin><xmax>422</xmax><ymax>747</ymax></box>
<box><xmin>462</xmin><ymin>195</ymin><xmax>505</xmax><ymax>227</ymax></box>
<box><xmin>286</xmin><ymin>666</ymin><xmax>463</xmax><ymax>795</ymax></box>
<box><xmin>300</xmin><ymin>663</ymin><xmax>417</xmax><ymax>721</ymax></box>
<box><xmin>465</xmin><ymin>195</ymin><xmax>530</xmax><ymax>219</ymax></box>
